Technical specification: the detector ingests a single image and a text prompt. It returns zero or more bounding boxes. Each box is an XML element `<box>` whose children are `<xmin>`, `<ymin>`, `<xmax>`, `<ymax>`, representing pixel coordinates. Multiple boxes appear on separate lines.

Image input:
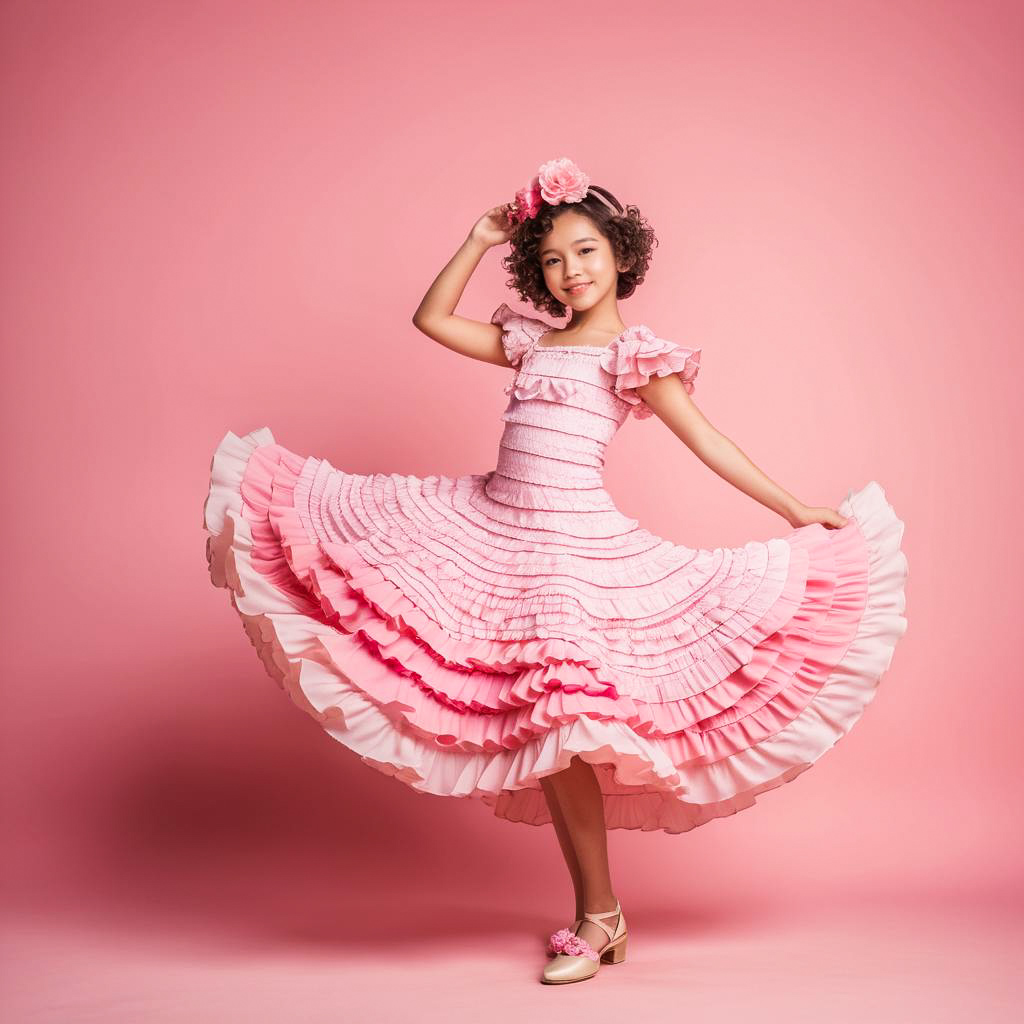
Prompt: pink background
<box><xmin>2</xmin><ymin>1</ymin><xmax>1021</xmax><ymax>1019</ymax></box>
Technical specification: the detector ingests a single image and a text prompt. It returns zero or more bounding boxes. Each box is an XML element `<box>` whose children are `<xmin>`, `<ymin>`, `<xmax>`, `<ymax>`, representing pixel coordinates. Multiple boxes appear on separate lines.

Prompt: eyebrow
<box><xmin>540</xmin><ymin>237</ymin><xmax>599</xmax><ymax>257</ymax></box>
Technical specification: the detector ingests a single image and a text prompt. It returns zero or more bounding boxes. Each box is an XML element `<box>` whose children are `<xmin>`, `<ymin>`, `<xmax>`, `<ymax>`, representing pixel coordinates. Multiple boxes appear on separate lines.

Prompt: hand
<box><xmin>468</xmin><ymin>204</ymin><xmax>516</xmax><ymax>248</ymax></box>
<box><xmin>787</xmin><ymin>503</ymin><xmax>850</xmax><ymax>530</ymax></box>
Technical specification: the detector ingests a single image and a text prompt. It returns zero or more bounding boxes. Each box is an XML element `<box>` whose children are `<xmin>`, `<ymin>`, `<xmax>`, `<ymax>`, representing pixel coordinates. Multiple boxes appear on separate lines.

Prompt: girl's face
<box><xmin>539</xmin><ymin>210</ymin><xmax>628</xmax><ymax>312</ymax></box>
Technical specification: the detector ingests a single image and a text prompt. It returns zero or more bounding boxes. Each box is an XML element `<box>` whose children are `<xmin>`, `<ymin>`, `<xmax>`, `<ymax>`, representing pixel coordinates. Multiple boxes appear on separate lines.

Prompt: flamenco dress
<box><xmin>201</xmin><ymin>303</ymin><xmax>909</xmax><ymax>834</ymax></box>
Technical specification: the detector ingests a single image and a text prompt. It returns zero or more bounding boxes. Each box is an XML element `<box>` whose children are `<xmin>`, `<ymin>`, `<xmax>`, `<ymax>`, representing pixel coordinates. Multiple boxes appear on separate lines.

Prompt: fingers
<box><xmin>814</xmin><ymin>507</ymin><xmax>850</xmax><ymax>529</ymax></box>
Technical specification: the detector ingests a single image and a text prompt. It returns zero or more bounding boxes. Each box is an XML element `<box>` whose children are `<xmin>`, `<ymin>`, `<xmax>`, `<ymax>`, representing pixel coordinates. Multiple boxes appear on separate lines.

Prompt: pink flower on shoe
<box><xmin>538</xmin><ymin>157</ymin><xmax>590</xmax><ymax>205</ymax></box>
<box><xmin>546</xmin><ymin>927</ymin><xmax>600</xmax><ymax>961</ymax></box>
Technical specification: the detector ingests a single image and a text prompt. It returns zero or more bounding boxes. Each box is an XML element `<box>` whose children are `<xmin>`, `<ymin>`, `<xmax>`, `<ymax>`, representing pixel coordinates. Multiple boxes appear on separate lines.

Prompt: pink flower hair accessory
<box><xmin>506</xmin><ymin>157</ymin><xmax>621</xmax><ymax>225</ymax></box>
<box><xmin>546</xmin><ymin>927</ymin><xmax>600</xmax><ymax>961</ymax></box>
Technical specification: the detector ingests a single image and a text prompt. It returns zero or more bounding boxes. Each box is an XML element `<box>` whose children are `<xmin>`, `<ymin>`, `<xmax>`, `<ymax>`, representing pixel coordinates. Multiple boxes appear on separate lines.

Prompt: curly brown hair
<box><xmin>500</xmin><ymin>185</ymin><xmax>658</xmax><ymax>319</ymax></box>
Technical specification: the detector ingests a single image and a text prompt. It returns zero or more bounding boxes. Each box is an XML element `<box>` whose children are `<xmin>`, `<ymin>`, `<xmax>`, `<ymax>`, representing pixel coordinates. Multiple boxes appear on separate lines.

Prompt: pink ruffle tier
<box><xmin>203</xmin><ymin>426</ymin><xmax>909</xmax><ymax>834</ymax></box>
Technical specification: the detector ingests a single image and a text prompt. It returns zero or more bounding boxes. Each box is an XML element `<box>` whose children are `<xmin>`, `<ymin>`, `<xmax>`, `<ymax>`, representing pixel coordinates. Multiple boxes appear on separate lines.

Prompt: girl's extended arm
<box><xmin>412</xmin><ymin>205</ymin><xmax>518</xmax><ymax>367</ymax></box>
<box><xmin>638</xmin><ymin>374</ymin><xmax>849</xmax><ymax>530</ymax></box>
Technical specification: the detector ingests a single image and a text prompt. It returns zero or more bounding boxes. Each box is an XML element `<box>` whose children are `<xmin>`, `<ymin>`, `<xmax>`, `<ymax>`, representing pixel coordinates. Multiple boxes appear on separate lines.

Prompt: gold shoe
<box><xmin>541</xmin><ymin>902</ymin><xmax>628</xmax><ymax>985</ymax></box>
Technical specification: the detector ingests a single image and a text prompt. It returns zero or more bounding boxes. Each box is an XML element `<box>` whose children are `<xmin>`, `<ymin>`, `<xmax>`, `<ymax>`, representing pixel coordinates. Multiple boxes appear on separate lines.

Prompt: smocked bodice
<box><xmin>483</xmin><ymin>304</ymin><xmax>702</xmax><ymax>529</ymax></box>
<box><xmin>490</xmin><ymin>346</ymin><xmax>629</xmax><ymax>493</ymax></box>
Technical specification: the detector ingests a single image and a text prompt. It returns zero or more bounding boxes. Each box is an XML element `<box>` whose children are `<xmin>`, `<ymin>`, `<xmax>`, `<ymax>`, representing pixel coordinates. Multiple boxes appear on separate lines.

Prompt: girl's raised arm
<box><xmin>412</xmin><ymin>205</ymin><xmax>518</xmax><ymax>367</ymax></box>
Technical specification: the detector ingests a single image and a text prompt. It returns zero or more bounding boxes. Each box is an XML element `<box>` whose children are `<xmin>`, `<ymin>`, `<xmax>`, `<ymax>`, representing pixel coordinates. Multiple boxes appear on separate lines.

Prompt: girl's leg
<box><xmin>540</xmin><ymin>774</ymin><xmax>585</xmax><ymax>921</ymax></box>
<box><xmin>542</xmin><ymin>755</ymin><xmax>621</xmax><ymax>951</ymax></box>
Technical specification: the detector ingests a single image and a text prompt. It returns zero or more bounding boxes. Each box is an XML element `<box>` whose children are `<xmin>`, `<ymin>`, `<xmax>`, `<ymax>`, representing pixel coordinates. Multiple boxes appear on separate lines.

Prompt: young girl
<box><xmin>203</xmin><ymin>156</ymin><xmax>909</xmax><ymax>985</ymax></box>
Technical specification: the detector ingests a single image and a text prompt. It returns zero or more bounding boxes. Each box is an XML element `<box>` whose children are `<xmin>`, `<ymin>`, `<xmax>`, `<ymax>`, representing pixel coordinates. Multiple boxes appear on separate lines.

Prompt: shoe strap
<box><xmin>582</xmin><ymin>901</ymin><xmax>621</xmax><ymax>941</ymax></box>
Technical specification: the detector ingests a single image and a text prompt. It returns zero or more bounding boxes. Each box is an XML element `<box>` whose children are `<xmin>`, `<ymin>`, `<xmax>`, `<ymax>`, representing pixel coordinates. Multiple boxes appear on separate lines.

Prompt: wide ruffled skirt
<box><xmin>203</xmin><ymin>427</ymin><xmax>909</xmax><ymax>834</ymax></box>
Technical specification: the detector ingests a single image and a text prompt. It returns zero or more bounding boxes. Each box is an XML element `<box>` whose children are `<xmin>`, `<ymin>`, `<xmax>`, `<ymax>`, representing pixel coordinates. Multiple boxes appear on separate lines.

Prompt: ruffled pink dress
<box><xmin>202</xmin><ymin>303</ymin><xmax>909</xmax><ymax>834</ymax></box>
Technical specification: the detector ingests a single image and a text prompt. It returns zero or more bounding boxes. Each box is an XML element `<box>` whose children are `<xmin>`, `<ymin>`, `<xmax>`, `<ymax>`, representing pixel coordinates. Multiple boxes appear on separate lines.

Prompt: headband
<box><xmin>507</xmin><ymin>157</ymin><xmax>622</xmax><ymax>225</ymax></box>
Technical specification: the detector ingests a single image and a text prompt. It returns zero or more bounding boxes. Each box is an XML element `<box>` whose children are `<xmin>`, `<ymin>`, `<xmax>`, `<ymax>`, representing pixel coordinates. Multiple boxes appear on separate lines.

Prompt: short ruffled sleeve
<box><xmin>491</xmin><ymin>303</ymin><xmax>552</xmax><ymax>367</ymax></box>
<box><xmin>599</xmin><ymin>326</ymin><xmax>702</xmax><ymax>419</ymax></box>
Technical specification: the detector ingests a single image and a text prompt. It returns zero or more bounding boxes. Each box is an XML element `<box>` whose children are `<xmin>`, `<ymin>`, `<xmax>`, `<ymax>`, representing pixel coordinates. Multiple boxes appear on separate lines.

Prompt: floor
<box><xmin>3</xmin><ymin>890</ymin><xmax>1021</xmax><ymax>1022</ymax></box>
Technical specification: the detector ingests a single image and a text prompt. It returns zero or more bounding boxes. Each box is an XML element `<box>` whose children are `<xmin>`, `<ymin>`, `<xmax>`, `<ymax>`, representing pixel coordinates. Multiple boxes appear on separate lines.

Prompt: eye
<box><xmin>544</xmin><ymin>247</ymin><xmax>596</xmax><ymax>267</ymax></box>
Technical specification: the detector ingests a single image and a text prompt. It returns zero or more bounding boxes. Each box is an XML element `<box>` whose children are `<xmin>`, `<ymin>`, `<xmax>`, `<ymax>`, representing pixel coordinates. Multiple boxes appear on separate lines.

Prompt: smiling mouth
<box><xmin>565</xmin><ymin>282</ymin><xmax>591</xmax><ymax>295</ymax></box>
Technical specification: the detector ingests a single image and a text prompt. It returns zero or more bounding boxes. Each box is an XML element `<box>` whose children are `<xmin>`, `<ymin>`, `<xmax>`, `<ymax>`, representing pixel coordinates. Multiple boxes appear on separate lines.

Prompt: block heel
<box><xmin>601</xmin><ymin>935</ymin><xmax>627</xmax><ymax>964</ymax></box>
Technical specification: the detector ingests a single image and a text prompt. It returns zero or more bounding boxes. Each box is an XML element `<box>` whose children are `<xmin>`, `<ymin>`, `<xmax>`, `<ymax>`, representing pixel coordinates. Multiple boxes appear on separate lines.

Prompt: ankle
<box><xmin>583</xmin><ymin>894</ymin><xmax>618</xmax><ymax>914</ymax></box>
